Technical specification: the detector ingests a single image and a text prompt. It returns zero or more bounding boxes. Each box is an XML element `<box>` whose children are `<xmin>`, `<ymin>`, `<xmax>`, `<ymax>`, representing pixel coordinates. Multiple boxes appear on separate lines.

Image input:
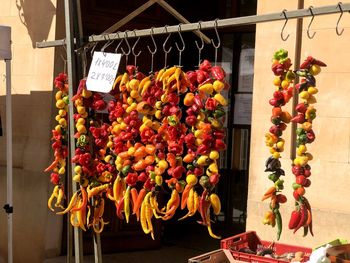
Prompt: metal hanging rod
<box><xmin>37</xmin><ymin>2</ymin><xmax>350</xmax><ymax>48</ymax></box>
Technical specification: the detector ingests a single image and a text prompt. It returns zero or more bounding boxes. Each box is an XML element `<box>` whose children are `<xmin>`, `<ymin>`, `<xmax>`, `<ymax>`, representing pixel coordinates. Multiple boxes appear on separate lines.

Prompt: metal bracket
<box><xmin>3</xmin><ymin>204</ymin><xmax>13</xmax><ymax>214</ymax></box>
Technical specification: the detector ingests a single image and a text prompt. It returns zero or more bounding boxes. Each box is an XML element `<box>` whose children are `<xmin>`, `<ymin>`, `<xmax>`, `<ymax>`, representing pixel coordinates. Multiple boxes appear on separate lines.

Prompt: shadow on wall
<box><xmin>15</xmin><ymin>0</ymin><xmax>56</xmax><ymax>48</ymax></box>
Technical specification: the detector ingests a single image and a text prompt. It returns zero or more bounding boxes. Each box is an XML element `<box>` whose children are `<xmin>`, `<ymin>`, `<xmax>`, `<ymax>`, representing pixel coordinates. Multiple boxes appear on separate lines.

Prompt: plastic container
<box><xmin>314</xmin><ymin>238</ymin><xmax>348</xmax><ymax>250</ymax></box>
<box><xmin>327</xmin><ymin>244</ymin><xmax>350</xmax><ymax>263</ymax></box>
<box><xmin>221</xmin><ymin>231</ymin><xmax>312</xmax><ymax>263</ymax></box>
<box><xmin>188</xmin><ymin>249</ymin><xmax>244</xmax><ymax>263</ymax></box>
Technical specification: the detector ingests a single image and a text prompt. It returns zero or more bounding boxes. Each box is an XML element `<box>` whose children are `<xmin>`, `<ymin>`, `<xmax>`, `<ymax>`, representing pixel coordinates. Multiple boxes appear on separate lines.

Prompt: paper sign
<box><xmin>86</xmin><ymin>51</ymin><xmax>121</xmax><ymax>93</ymax></box>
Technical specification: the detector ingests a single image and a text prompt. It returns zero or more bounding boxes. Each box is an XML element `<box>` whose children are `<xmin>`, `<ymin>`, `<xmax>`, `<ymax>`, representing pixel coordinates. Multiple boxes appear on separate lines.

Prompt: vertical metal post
<box><xmin>93</xmin><ymin>233</ymin><xmax>103</xmax><ymax>263</ymax></box>
<box><xmin>5</xmin><ymin>59</ymin><xmax>13</xmax><ymax>263</ymax></box>
<box><xmin>290</xmin><ymin>0</ymin><xmax>304</xmax><ymax>160</ymax></box>
<box><xmin>63</xmin><ymin>0</ymin><xmax>83</xmax><ymax>262</ymax></box>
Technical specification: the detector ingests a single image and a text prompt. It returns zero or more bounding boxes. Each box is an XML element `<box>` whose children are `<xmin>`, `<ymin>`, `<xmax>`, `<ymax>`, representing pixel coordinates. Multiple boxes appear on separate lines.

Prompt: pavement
<box><xmin>44</xmin><ymin>220</ymin><xmax>243</xmax><ymax>263</ymax></box>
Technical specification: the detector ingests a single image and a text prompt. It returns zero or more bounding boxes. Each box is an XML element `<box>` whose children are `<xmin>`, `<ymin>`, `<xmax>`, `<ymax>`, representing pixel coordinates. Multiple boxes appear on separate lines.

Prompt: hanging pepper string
<box><xmin>262</xmin><ymin>49</ymin><xmax>295</xmax><ymax>240</ymax></box>
<box><xmin>289</xmin><ymin>56</ymin><xmax>326</xmax><ymax>236</ymax></box>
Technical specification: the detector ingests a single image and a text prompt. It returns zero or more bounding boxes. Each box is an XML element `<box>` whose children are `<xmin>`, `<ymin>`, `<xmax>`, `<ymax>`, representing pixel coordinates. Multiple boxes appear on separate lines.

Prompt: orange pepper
<box><xmin>145</xmin><ymin>144</ymin><xmax>156</xmax><ymax>155</ymax></box>
<box><xmin>134</xmin><ymin>146</ymin><xmax>147</xmax><ymax>158</ymax></box>
<box><xmin>183</xmin><ymin>153</ymin><xmax>195</xmax><ymax>163</ymax></box>
<box><xmin>144</xmin><ymin>155</ymin><xmax>155</xmax><ymax>165</ymax></box>
<box><xmin>183</xmin><ymin>92</ymin><xmax>195</xmax><ymax>106</ymax></box>
<box><xmin>133</xmin><ymin>159</ymin><xmax>147</xmax><ymax>171</ymax></box>
<box><xmin>133</xmin><ymin>188</ymin><xmax>146</xmax><ymax>215</ymax></box>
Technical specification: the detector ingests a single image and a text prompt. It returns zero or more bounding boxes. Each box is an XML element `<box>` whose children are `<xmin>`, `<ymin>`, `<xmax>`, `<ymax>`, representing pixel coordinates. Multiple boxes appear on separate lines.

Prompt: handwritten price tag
<box><xmin>86</xmin><ymin>51</ymin><xmax>121</xmax><ymax>93</ymax></box>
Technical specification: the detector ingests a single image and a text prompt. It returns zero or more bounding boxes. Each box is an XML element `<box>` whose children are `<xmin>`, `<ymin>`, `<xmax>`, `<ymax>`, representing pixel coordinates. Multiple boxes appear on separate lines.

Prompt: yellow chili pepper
<box><xmin>124</xmin><ymin>186</ymin><xmax>131</xmax><ymax>223</ymax></box>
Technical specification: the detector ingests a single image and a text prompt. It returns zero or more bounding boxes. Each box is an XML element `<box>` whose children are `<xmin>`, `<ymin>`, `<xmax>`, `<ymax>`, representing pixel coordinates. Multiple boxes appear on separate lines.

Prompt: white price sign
<box><xmin>86</xmin><ymin>51</ymin><xmax>121</xmax><ymax>93</ymax></box>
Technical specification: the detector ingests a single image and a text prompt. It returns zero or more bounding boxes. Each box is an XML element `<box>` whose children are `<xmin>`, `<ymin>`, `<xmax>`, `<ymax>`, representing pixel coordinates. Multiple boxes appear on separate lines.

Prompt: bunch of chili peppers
<box><xmin>46</xmin><ymin>73</ymin><xmax>69</xmax><ymax>211</ymax></box>
<box><xmin>288</xmin><ymin>56</ymin><xmax>326</xmax><ymax>237</ymax></box>
<box><xmin>46</xmin><ymin>60</ymin><xmax>229</xmax><ymax>239</ymax></box>
<box><xmin>262</xmin><ymin>49</ymin><xmax>294</xmax><ymax>240</ymax></box>
<box><xmin>262</xmin><ymin>50</ymin><xmax>326</xmax><ymax>240</ymax></box>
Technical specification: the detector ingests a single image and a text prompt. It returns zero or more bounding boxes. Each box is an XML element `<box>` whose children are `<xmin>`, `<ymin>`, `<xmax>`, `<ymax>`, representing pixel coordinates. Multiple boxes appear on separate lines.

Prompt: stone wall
<box><xmin>247</xmin><ymin>0</ymin><xmax>350</xmax><ymax>247</ymax></box>
<box><xmin>0</xmin><ymin>0</ymin><xmax>64</xmax><ymax>261</ymax></box>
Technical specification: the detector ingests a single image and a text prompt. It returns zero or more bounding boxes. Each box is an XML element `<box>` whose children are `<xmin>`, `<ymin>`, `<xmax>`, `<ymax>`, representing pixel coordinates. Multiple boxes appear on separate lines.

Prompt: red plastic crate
<box><xmin>221</xmin><ymin>231</ymin><xmax>312</xmax><ymax>263</ymax></box>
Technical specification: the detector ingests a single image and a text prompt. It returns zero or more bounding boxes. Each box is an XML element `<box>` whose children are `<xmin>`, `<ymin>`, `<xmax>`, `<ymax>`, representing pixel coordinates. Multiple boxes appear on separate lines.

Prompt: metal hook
<box><xmin>115</xmin><ymin>32</ymin><xmax>124</xmax><ymax>53</ymax></box>
<box><xmin>131</xmin><ymin>30</ymin><xmax>141</xmax><ymax>66</ymax></box>
<box><xmin>195</xmin><ymin>21</ymin><xmax>205</xmax><ymax>66</ymax></box>
<box><xmin>147</xmin><ymin>27</ymin><xmax>157</xmax><ymax>73</ymax></box>
<box><xmin>280</xmin><ymin>10</ymin><xmax>290</xmax><ymax>41</ymax></box>
<box><xmin>121</xmin><ymin>31</ymin><xmax>131</xmax><ymax>65</ymax></box>
<box><xmin>307</xmin><ymin>6</ymin><xmax>316</xmax><ymax>39</ymax></box>
<box><xmin>211</xmin><ymin>19</ymin><xmax>221</xmax><ymax>66</ymax></box>
<box><xmin>175</xmin><ymin>23</ymin><xmax>185</xmax><ymax>66</ymax></box>
<box><xmin>163</xmin><ymin>25</ymin><xmax>172</xmax><ymax>68</ymax></box>
<box><xmin>90</xmin><ymin>35</ymin><xmax>99</xmax><ymax>57</ymax></box>
<box><xmin>101</xmin><ymin>34</ymin><xmax>114</xmax><ymax>56</ymax></box>
<box><xmin>336</xmin><ymin>2</ymin><xmax>344</xmax><ymax>36</ymax></box>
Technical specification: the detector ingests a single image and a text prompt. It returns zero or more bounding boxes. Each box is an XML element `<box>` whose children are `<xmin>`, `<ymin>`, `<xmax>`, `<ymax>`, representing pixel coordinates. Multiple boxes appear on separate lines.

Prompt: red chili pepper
<box><xmin>205</xmin><ymin>98</ymin><xmax>218</xmax><ymax>111</ymax></box>
<box><xmin>209</xmin><ymin>173</ymin><xmax>220</xmax><ymax>186</ymax></box>
<box><xmin>194</xmin><ymin>167</ymin><xmax>204</xmax><ymax>177</ymax></box>
<box><xmin>288</xmin><ymin>210</ymin><xmax>301</xmax><ymax>229</ymax></box>
<box><xmin>126</xmin><ymin>172</ymin><xmax>138</xmax><ymax>186</ymax></box>
<box><xmin>296</xmin><ymin>175</ymin><xmax>307</xmax><ymax>186</ymax></box>
<box><xmin>306</xmin><ymin>130</ymin><xmax>315</xmax><ymax>143</ymax></box>
<box><xmin>50</xmin><ymin>172</ymin><xmax>60</xmax><ymax>185</ymax></box>
<box><xmin>126</xmin><ymin>65</ymin><xmax>136</xmax><ymax>75</ymax></box>
<box><xmin>196</xmin><ymin>144</ymin><xmax>209</xmax><ymax>155</ymax></box>
<box><xmin>276</xmin><ymin>194</ymin><xmax>287</xmax><ymax>203</ymax></box>
<box><xmin>293</xmin><ymin>190</ymin><xmax>300</xmax><ymax>200</ymax></box>
<box><xmin>186</xmin><ymin>71</ymin><xmax>197</xmax><ymax>84</ymax></box>
<box><xmin>304</xmin><ymin>168</ymin><xmax>311</xmax><ymax>177</ymax></box>
<box><xmin>138</xmin><ymin>172</ymin><xmax>147</xmax><ymax>183</ymax></box>
<box><xmin>293</xmin><ymin>203</ymin><xmax>308</xmax><ymax>233</ymax></box>
<box><xmin>199</xmin><ymin>60</ymin><xmax>212</xmax><ymax>72</ymax></box>
<box><xmin>291</xmin><ymin>113</ymin><xmax>306</xmax><ymax>124</ymax></box>
<box><xmin>269</xmin><ymin>125</ymin><xmax>282</xmax><ymax>137</ymax></box>
<box><xmin>271</xmin><ymin>63</ymin><xmax>284</xmax><ymax>76</ymax></box>
<box><xmin>214</xmin><ymin>139</ymin><xmax>226</xmax><ymax>151</ymax></box>
<box><xmin>211</xmin><ymin>66</ymin><xmax>226</xmax><ymax>81</ymax></box>
<box><xmin>185</xmin><ymin>116</ymin><xmax>197</xmax><ymax>127</ymax></box>
<box><xmin>295</xmin><ymin>102</ymin><xmax>308</xmax><ymax>113</ymax></box>
<box><xmin>172</xmin><ymin>166</ymin><xmax>185</xmax><ymax>179</ymax></box>
<box><xmin>292</xmin><ymin>165</ymin><xmax>304</xmax><ymax>176</ymax></box>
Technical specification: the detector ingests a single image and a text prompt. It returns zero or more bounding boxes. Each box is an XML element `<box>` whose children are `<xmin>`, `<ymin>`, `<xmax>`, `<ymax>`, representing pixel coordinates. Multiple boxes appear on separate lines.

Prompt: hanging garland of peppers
<box><xmin>262</xmin><ymin>49</ymin><xmax>294</xmax><ymax>240</ymax></box>
<box><xmin>46</xmin><ymin>59</ymin><xmax>229</xmax><ymax>240</ymax></box>
<box><xmin>263</xmin><ymin>50</ymin><xmax>326</xmax><ymax>240</ymax></box>
<box><xmin>46</xmin><ymin>73</ymin><xmax>69</xmax><ymax>211</ymax></box>
<box><xmin>288</xmin><ymin>56</ymin><xmax>326</xmax><ymax>236</ymax></box>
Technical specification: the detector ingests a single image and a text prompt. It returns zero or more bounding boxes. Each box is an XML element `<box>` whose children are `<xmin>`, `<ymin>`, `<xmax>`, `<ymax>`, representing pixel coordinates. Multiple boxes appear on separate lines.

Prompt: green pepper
<box><xmin>296</xmin><ymin>128</ymin><xmax>305</xmax><ymax>136</ymax></box>
<box><xmin>167</xmin><ymin>116</ymin><xmax>178</xmax><ymax>126</ymax></box>
<box><xmin>274</xmin><ymin>209</ymin><xmax>282</xmax><ymax>240</ymax></box>
<box><xmin>274</xmin><ymin>179</ymin><xmax>284</xmax><ymax>190</ymax></box>
<box><xmin>213</xmin><ymin>109</ymin><xmax>225</xmax><ymax>118</ymax></box>
<box><xmin>122</xmin><ymin>165</ymin><xmax>131</xmax><ymax>176</ymax></box>
<box><xmin>268</xmin><ymin>173</ymin><xmax>280</xmax><ymax>182</ymax></box>
<box><xmin>187</xmin><ymin>164</ymin><xmax>195</xmax><ymax>170</ymax></box>
<box><xmin>149</xmin><ymin>171</ymin><xmax>156</xmax><ymax>180</ymax></box>
<box><xmin>62</xmin><ymin>95</ymin><xmax>69</xmax><ymax>105</ymax></box>
<box><xmin>292</xmin><ymin>182</ymin><xmax>301</xmax><ymax>190</ymax></box>
<box><xmin>199</xmin><ymin>175</ymin><xmax>210</xmax><ymax>189</ymax></box>
<box><xmin>273</xmin><ymin>49</ymin><xmax>288</xmax><ymax>61</ymax></box>
<box><xmin>76</xmin><ymin>135</ymin><xmax>88</xmax><ymax>147</ymax></box>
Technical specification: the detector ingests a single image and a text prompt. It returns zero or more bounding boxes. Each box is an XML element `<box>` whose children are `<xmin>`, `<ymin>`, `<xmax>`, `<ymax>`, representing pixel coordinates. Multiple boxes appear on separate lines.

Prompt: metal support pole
<box><xmin>290</xmin><ymin>0</ymin><xmax>304</xmax><ymax>160</ymax></box>
<box><xmin>5</xmin><ymin>59</ymin><xmax>13</xmax><ymax>263</ymax></box>
<box><xmin>36</xmin><ymin>3</ymin><xmax>350</xmax><ymax>48</ymax></box>
<box><xmin>64</xmin><ymin>0</ymin><xmax>83</xmax><ymax>262</ymax></box>
<box><xmin>93</xmin><ymin>233</ymin><xmax>103</xmax><ymax>263</ymax></box>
